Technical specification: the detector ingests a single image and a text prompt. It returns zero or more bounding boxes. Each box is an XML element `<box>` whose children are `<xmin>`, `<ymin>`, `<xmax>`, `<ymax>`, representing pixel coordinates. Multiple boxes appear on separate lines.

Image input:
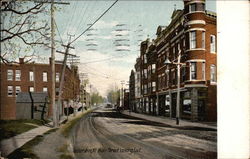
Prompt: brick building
<box><xmin>131</xmin><ymin>0</ymin><xmax>217</xmax><ymax>121</ymax></box>
<box><xmin>134</xmin><ymin>58</ymin><xmax>141</xmax><ymax>113</ymax></box>
<box><xmin>0</xmin><ymin>58</ymin><xmax>80</xmax><ymax>119</ymax></box>
<box><xmin>129</xmin><ymin>70</ymin><xmax>135</xmax><ymax>111</ymax></box>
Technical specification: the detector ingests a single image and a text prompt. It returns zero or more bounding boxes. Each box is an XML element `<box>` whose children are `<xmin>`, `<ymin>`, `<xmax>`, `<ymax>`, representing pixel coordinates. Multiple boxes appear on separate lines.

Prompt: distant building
<box><xmin>129</xmin><ymin>70</ymin><xmax>135</xmax><ymax>112</ymax></box>
<box><xmin>134</xmin><ymin>58</ymin><xmax>141</xmax><ymax>112</ymax></box>
<box><xmin>0</xmin><ymin>58</ymin><xmax>80</xmax><ymax>119</ymax></box>
<box><xmin>80</xmin><ymin>84</ymin><xmax>90</xmax><ymax>109</ymax></box>
<box><xmin>123</xmin><ymin>89</ymin><xmax>130</xmax><ymax>110</ymax></box>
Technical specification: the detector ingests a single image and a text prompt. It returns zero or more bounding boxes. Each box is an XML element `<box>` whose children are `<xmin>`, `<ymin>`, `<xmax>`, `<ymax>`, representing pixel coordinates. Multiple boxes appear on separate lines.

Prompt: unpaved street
<box><xmin>72</xmin><ymin>107</ymin><xmax>217</xmax><ymax>159</ymax></box>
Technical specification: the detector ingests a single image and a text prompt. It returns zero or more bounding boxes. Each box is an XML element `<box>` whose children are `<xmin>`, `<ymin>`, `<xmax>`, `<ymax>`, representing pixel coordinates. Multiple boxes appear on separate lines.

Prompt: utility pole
<box><xmin>51</xmin><ymin>0</ymin><xmax>56</xmax><ymax>127</ymax></box>
<box><xmin>89</xmin><ymin>84</ymin><xmax>92</xmax><ymax>107</ymax></box>
<box><xmin>176</xmin><ymin>52</ymin><xmax>181</xmax><ymax>125</ymax></box>
<box><xmin>164</xmin><ymin>50</ymin><xmax>184</xmax><ymax>125</ymax></box>
<box><xmin>56</xmin><ymin>42</ymin><xmax>75</xmax><ymax>122</ymax></box>
<box><xmin>120</xmin><ymin>80</ymin><xmax>125</xmax><ymax>109</ymax></box>
<box><xmin>49</xmin><ymin>0</ymin><xmax>69</xmax><ymax>127</ymax></box>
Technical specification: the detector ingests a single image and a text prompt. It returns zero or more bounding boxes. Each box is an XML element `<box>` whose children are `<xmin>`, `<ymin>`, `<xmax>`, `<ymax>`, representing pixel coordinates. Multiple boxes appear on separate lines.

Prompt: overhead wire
<box><xmin>69</xmin><ymin>0</ymin><xmax>118</xmax><ymax>45</ymax></box>
<box><xmin>75</xmin><ymin>1</ymin><xmax>90</xmax><ymax>34</ymax></box>
<box><xmin>65</xmin><ymin>1</ymin><xmax>77</xmax><ymax>34</ymax></box>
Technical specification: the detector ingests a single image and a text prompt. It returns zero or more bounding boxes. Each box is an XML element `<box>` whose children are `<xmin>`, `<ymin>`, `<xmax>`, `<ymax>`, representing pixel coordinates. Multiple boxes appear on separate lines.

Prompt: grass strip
<box><xmin>57</xmin><ymin>143</ymin><xmax>74</xmax><ymax>159</ymax></box>
<box><xmin>0</xmin><ymin>119</ymin><xmax>49</xmax><ymax>141</ymax></box>
<box><xmin>7</xmin><ymin>128</ymin><xmax>58</xmax><ymax>159</ymax></box>
<box><xmin>61</xmin><ymin>109</ymin><xmax>93</xmax><ymax>137</ymax></box>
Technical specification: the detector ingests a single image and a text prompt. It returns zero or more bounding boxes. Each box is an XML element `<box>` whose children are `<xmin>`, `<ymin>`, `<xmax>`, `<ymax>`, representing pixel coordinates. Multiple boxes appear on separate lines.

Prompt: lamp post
<box><xmin>164</xmin><ymin>50</ymin><xmax>185</xmax><ymax>125</ymax></box>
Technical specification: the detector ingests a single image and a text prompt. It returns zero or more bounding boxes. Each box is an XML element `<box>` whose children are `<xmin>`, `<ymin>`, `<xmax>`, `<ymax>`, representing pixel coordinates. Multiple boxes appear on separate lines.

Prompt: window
<box><xmin>210</xmin><ymin>35</ymin><xmax>216</xmax><ymax>53</ymax></box>
<box><xmin>210</xmin><ymin>65</ymin><xmax>216</xmax><ymax>84</ymax></box>
<box><xmin>29</xmin><ymin>71</ymin><xmax>34</xmax><ymax>81</ymax></box>
<box><xmin>197</xmin><ymin>3</ymin><xmax>205</xmax><ymax>11</ymax></box>
<box><xmin>190</xmin><ymin>62</ymin><xmax>197</xmax><ymax>80</ymax></box>
<box><xmin>7</xmin><ymin>70</ymin><xmax>13</xmax><ymax>81</ymax></box>
<box><xmin>15</xmin><ymin>70</ymin><xmax>21</xmax><ymax>81</ymax></box>
<box><xmin>148</xmin><ymin>65</ymin><xmax>151</xmax><ymax>75</ymax></box>
<box><xmin>8</xmin><ymin>86</ymin><xmax>13</xmax><ymax>97</ymax></box>
<box><xmin>189</xmin><ymin>3</ymin><xmax>205</xmax><ymax>12</ymax></box>
<box><xmin>152</xmin><ymin>82</ymin><xmax>156</xmax><ymax>92</ymax></box>
<box><xmin>144</xmin><ymin>69</ymin><xmax>147</xmax><ymax>78</ymax></box>
<box><xmin>144</xmin><ymin>84</ymin><xmax>147</xmax><ymax>94</ymax></box>
<box><xmin>56</xmin><ymin>88</ymin><xmax>59</xmax><ymax>96</ymax></box>
<box><xmin>181</xmin><ymin>67</ymin><xmax>186</xmax><ymax>82</ymax></box>
<box><xmin>202</xmin><ymin>31</ymin><xmax>205</xmax><ymax>49</ymax></box>
<box><xmin>166</xmin><ymin>71</ymin><xmax>169</xmax><ymax>87</ymax></box>
<box><xmin>29</xmin><ymin>86</ymin><xmax>34</xmax><ymax>92</ymax></box>
<box><xmin>202</xmin><ymin>62</ymin><xmax>205</xmax><ymax>80</ymax></box>
<box><xmin>173</xmin><ymin>47</ymin><xmax>175</xmax><ymax>58</ymax></box>
<box><xmin>43</xmin><ymin>87</ymin><xmax>48</xmax><ymax>92</ymax></box>
<box><xmin>189</xmin><ymin>31</ymin><xmax>196</xmax><ymax>49</ymax></box>
<box><xmin>43</xmin><ymin>72</ymin><xmax>48</xmax><ymax>82</ymax></box>
<box><xmin>16</xmin><ymin>86</ymin><xmax>21</xmax><ymax>96</ymax></box>
<box><xmin>148</xmin><ymin>82</ymin><xmax>151</xmax><ymax>92</ymax></box>
<box><xmin>189</xmin><ymin>3</ymin><xmax>196</xmax><ymax>12</ymax></box>
<box><xmin>152</xmin><ymin>64</ymin><xmax>156</xmax><ymax>73</ymax></box>
<box><xmin>56</xmin><ymin>73</ymin><xmax>60</xmax><ymax>82</ymax></box>
<box><xmin>172</xmin><ymin>70</ymin><xmax>176</xmax><ymax>85</ymax></box>
<box><xmin>144</xmin><ymin>54</ymin><xmax>147</xmax><ymax>63</ymax></box>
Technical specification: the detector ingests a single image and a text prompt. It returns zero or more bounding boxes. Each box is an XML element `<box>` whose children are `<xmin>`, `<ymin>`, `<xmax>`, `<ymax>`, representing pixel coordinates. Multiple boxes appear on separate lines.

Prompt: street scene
<box><xmin>34</xmin><ymin>107</ymin><xmax>216</xmax><ymax>159</ymax></box>
<box><xmin>1</xmin><ymin>0</ymin><xmax>218</xmax><ymax>158</ymax></box>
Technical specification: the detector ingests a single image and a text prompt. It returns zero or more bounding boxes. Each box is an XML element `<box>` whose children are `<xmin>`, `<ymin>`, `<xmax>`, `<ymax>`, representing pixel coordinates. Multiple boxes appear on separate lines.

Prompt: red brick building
<box><xmin>131</xmin><ymin>0</ymin><xmax>217</xmax><ymax>121</ymax></box>
<box><xmin>0</xmin><ymin>58</ymin><xmax>80</xmax><ymax>119</ymax></box>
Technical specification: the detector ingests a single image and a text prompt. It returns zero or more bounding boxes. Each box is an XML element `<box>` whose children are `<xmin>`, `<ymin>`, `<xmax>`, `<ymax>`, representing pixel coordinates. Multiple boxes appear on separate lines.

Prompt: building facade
<box><xmin>134</xmin><ymin>58</ymin><xmax>141</xmax><ymax>113</ymax></box>
<box><xmin>129</xmin><ymin>70</ymin><xmax>135</xmax><ymax>111</ymax></box>
<box><xmin>131</xmin><ymin>0</ymin><xmax>217</xmax><ymax>121</ymax></box>
<box><xmin>0</xmin><ymin>58</ymin><xmax>80</xmax><ymax>119</ymax></box>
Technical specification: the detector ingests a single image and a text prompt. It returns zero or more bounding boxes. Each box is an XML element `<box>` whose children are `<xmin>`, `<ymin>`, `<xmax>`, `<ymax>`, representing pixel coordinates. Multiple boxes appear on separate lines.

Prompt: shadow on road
<box><xmin>92</xmin><ymin>110</ymin><xmax>216</xmax><ymax>132</ymax></box>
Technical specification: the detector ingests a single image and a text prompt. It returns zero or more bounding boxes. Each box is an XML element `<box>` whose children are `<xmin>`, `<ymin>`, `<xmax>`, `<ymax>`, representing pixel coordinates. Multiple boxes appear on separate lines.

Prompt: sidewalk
<box><xmin>0</xmin><ymin>110</ymin><xmax>87</xmax><ymax>158</ymax></box>
<box><xmin>121</xmin><ymin>110</ymin><xmax>217</xmax><ymax>130</ymax></box>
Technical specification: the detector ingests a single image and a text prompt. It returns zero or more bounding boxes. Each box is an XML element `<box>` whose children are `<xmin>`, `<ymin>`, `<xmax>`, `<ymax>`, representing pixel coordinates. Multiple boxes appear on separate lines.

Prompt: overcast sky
<box><xmin>44</xmin><ymin>0</ymin><xmax>216</xmax><ymax>96</ymax></box>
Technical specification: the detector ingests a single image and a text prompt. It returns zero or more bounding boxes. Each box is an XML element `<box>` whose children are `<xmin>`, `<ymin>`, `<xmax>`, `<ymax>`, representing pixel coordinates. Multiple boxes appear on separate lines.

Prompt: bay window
<box><xmin>190</xmin><ymin>62</ymin><xmax>197</xmax><ymax>80</ymax></box>
<box><xmin>210</xmin><ymin>35</ymin><xmax>216</xmax><ymax>53</ymax></box>
<box><xmin>210</xmin><ymin>65</ymin><xmax>216</xmax><ymax>84</ymax></box>
<box><xmin>202</xmin><ymin>31</ymin><xmax>205</xmax><ymax>49</ymax></box>
<box><xmin>189</xmin><ymin>31</ymin><xmax>196</xmax><ymax>49</ymax></box>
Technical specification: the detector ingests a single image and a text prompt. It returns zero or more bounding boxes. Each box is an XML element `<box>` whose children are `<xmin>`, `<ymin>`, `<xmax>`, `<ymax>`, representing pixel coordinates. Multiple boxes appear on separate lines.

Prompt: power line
<box><xmin>80</xmin><ymin>53</ymin><xmax>128</xmax><ymax>64</ymax></box>
<box><xmin>55</xmin><ymin>20</ymin><xmax>64</xmax><ymax>47</ymax></box>
<box><xmin>69</xmin><ymin>0</ymin><xmax>118</xmax><ymax>45</ymax></box>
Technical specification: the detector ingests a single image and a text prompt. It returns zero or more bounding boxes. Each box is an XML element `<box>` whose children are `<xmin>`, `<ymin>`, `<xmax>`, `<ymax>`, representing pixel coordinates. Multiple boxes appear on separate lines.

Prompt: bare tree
<box><xmin>0</xmin><ymin>0</ymin><xmax>50</xmax><ymax>64</ymax></box>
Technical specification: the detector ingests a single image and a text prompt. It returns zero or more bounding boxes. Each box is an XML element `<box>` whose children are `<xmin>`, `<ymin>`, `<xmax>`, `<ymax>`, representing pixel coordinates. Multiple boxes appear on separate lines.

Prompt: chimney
<box><xmin>19</xmin><ymin>58</ymin><xmax>24</xmax><ymax>64</ymax></box>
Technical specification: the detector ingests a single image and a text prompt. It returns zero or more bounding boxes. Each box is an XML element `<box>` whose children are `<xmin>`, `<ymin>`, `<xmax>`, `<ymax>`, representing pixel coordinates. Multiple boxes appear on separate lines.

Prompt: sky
<box><xmin>41</xmin><ymin>0</ymin><xmax>216</xmax><ymax>97</ymax></box>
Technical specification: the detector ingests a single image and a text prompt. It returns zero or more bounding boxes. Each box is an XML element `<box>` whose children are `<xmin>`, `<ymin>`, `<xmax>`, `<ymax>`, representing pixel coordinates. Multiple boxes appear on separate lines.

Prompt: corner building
<box><xmin>156</xmin><ymin>0</ymin><xmax>216</xmax><ymax>121</ymax></box>
<box><xmin>135</xmin><ymin>0</ymin><xmax>217</xmax><ymax>121</ymax></box>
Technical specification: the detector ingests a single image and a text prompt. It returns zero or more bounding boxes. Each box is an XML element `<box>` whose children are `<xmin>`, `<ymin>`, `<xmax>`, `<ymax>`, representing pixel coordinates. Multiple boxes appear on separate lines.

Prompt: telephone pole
<box><xmin>51</xmin><ymin>0</ymin><xmax>56</xmax><ymax>127</ymax></box>
<box><xmin>56</xmin><ymin>42</ymin><xmax>75</xmax><ymax>122</ymax></box>
<box><xmin>49</xmin><ymin>0</ymin><xmax>69</xmax><ymax>127</ymax></box>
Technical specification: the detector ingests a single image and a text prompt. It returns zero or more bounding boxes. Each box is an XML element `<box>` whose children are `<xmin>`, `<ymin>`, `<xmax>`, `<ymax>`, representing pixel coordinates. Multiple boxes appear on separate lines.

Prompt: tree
<box><xmin>0</xmin><ymin>1</ymin><xmax>50</xmax><ymax>63</ymax></box>
<box><xmin>106</xmin><ymin>84</ymin><xmax>119</xmax><ymax>104</ymax></box>
<box><xmin>91</xmin><ymin>92</ymin><xmax>104</xmax><ymax>105</ymax></box>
